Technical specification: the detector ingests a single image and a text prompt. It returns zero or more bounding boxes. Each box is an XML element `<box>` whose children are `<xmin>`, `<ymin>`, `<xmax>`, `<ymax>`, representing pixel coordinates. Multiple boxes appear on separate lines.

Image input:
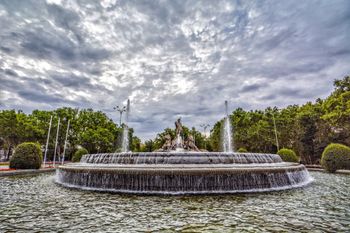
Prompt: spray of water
<box><xmin>121</xmin><ymin>99</ymin><xmax>130</xmax><ymax>152</ymax></box>
<box><xmin>222</xmin><ymin>100</ymin><xmax>234</xmax><ymax>152</ymax></box>
<box><xmin>176</xmin><ymin>134</ymin><xmax>181</xmax><ymax>147</ymax></box>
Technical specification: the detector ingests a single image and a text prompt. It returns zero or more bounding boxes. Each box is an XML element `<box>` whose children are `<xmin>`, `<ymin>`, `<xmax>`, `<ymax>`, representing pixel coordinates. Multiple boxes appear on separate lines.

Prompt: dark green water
<box><xmin>0</xmin><ymin>172</ymin><xmax>349</xmax><ymax>232</ymax></box>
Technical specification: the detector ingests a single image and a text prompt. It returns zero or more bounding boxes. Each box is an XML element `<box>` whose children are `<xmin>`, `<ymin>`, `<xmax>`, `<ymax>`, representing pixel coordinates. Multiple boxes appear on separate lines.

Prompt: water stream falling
<box><xmin>80</xmin><ymin>152</ymin><xmax>283</xmax><ymax>164</ymax></box>
<box><xmin>121</xmin><ymin>99</ymin><xmax>130</xmax><ymax>152</ymax></box>
<box><xmin>175</xmin><ymin>134</ymin><xmax>184</xmax><ymax>151</ymax></box>
<box><xmin>57</xmin><ymin>152</ymin><xmax>313</xmax><ymax>194</ymax></box>
<box><xmin>222</xmin><ymin>100</ymin><xmax>233</xmax><ymax>152</ymax></box>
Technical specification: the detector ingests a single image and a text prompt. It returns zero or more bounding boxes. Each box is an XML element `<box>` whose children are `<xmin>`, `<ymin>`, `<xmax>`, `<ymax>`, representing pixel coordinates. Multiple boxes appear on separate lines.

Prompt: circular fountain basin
<box><xmin>56</xmin><ymin>152</ymin><xmax>313</xmax><ymax>195</ymax></box>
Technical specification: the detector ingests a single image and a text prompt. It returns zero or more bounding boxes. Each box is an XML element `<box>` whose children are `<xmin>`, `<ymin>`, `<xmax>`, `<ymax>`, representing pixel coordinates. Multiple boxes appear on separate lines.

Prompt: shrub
<box><xmin>9</xmin><ymin>142</ymin><xmax>42</xmax><ymax>169</ymax></box>
<box><xmin>237</xmin><ymin>148</ymin><xmax>248</xmax><ymax>153</ymax></box>
<box><xmin>277</xmin><ymin>148</ymin><xmax>299</xmax><ymax>162</ymax></box>
<box><xmin>321</xmin><ymin>143</ymin><xmax>350</xmax><ymax>173</ymax></box>
<box><xmin>72</xmin><ymin>148</ymin><xmax>89</xmax><ymax>162</ymax></box>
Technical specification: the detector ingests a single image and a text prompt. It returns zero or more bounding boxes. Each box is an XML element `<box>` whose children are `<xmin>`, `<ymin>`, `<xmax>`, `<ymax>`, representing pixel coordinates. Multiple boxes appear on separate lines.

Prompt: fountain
<box><xmin>56</xmin><ymin>102</ymin><xmax>313</xmax><ymax>195</ymax></box>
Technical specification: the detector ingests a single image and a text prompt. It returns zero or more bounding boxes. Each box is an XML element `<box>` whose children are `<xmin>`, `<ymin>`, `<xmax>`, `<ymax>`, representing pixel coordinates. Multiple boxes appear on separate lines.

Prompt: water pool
<box><xmin>0</xmin><ymin>171</ymin><xmax>349</xmax><ymax>232</ymax></box>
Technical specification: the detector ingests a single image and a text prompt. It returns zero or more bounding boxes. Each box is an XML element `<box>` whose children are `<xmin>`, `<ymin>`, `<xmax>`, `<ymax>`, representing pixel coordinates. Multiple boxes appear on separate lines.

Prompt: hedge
<box><xmin>321</xmin><ymin>143</ymin><xmax>350</xmax><ymax>173</ymax></box>
<box><xmin>9</xmin><ymin>142</ymin><xmax>42</xmax><ymax>169</ymax></box>
<box><xmin>237</xmin><ymin>148</ymin><xmax>248</xmax><ymax>153</ymax></box>
<box><xmin>277</xmin><ymin>148</ymin><xmax>299</xmax><ymax>163</ymax></box>
<box><xmin>72</xmin><ymin>148</ymin><xmax>89</xmax><ymax>162</ymax></box>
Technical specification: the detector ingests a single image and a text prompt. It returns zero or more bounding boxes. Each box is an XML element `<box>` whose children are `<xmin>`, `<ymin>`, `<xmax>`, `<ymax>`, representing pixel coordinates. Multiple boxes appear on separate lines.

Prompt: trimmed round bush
<box><xmin>72</xmin><ymin>148</ymin><xmax>89</xmax><ymax>162</ymax></box>
<box><xmin>237</xmin><ymin>148</ymin><xmax>248</xmax><ymax>153</ymax></box>
<box><xmin>321</xmin><ymin>143</ymin><xmax>350</xmax><ymax>173</ymax></box>
<box><xmin>9</xmin><ymin>142</ymin><xmax>42</xmax><ymax>169</ymax></box>
<box><xmin>277</xmin><ymin>148</ymin><xmax>299</xmax><ymax>163</ymax></box>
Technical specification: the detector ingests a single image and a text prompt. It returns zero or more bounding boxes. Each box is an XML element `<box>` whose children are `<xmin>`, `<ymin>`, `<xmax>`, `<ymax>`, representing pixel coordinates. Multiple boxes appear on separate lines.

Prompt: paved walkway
<box><xmin>0</xmin><ymin>167</ymin><xmax>56</xmax><ymax>177</ymax></box>
<box><xmin>306</xmin><ymin>167</ymin><xmax>350</xmax><ymax>174</ymax></box>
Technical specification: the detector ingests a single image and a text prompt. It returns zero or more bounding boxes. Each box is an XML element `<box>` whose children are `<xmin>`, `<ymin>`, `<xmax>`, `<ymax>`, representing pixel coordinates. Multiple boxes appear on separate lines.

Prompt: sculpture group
<box><xmin>158</xmin><ymin>118</ymin><xmax>200</xmax><ymax>152</ymax></box>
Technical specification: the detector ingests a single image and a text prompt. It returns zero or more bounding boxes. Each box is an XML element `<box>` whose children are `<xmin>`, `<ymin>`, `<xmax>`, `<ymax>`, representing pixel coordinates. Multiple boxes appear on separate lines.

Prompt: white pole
<box><xmin>53</xmin><ymin>117</ymin><xmax>60</xmax><ymax>167</ymax></box>
<box><xmin>272</xmin><ymin>113</ymin><xmax>279</xmax><ymax>151</ymax></box>
<box><xmin>61</xmin><ymin>120</ymin><xmax>70</xmax><ymax>165</ymax></box>
<box><xmin>43</xmin><ymin>116</ymin><xmax>53</xmax><ymax>168</ymax></box>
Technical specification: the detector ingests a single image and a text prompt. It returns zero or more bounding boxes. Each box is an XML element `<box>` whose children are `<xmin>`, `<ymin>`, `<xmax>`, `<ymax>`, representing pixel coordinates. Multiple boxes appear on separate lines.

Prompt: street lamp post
<box><xmin>61</xmin><ymin>119</ymin><xmax>70</xmax><ymax>165</ymax></box>
<box><xmin>113</xmin><ymin>105</ymin><xmax>127</xmax><ymax>126</ymax></box>
<box><xmin>200</xmin><ymin>124</ymin><xmax>210</xmax><ymax>150</ymax></box>
<box><xmin>53</xmin><ymin>117</ymin><xmax>60</xmax><ymax>167</ymax></box>
<box><xmin>43</xmin><ymin>115</ymin><xmax>53</xmax><ymax>168</ymax></box>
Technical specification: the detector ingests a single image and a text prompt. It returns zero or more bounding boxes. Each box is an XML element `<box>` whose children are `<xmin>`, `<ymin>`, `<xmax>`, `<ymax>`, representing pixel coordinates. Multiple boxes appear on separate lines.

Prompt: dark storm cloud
<box><xmin>0</xmin><ymin>0</ymin><xmax>349</xmax><ymax>140</ymax></box>
<box><xmin>241</xmin><ymin>83</ymin><xmax>264</xmax><ymax>93</ymax></box>
<box><xmin>17</xmin><ymin>90</ymin><xmax>66</xmax><ymax>104</ymax></box>
<box><xmin>1</xmin><ymin>74</ymin><xmax>21</xmax><ymax>90</ymax></box>
<box><xmin>19</xmin><ymin>28</ymin><xmax>111</xmax><ymax>62</ymax></box>
<box><xmin>50</xmin><ymin>72</ymin><xmax>112</xmax><ymax>94</ymax></box>
<box><xmin>46</xmin><ymin>3</ymin><xmax>81</xmax><ymax>32</ymax></box>
<box><xmin>0</xmin><ymin>46</ymin><xmax>12</xmax><ymax>53</ymax></box>
<box><xmin>4</xmin><ymin>69</ymin><xmax>18</xmax><ymax>77</ymax></box>
<box><xmin>260</xmin><ymin>94</ymin><xmax>276</xmax><ymax>101</ymax></box>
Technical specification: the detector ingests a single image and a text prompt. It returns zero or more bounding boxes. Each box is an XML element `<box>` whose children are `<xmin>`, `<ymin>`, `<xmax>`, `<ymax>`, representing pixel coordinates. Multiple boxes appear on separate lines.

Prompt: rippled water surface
<box><xmin>0</xmin><ymin>172</ymin><xmax>349</xmax><ymax>232</ymax></box>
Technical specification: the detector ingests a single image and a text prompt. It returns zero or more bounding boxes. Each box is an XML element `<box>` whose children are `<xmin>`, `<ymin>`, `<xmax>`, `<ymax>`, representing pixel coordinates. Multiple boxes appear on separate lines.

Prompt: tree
<box><xmin>0</xmin><ymin>107</ymin><xmax>138</xmax><ymax>160</ymax></box>
<box><xmin>80</xmin><ymin>128</ymin><xmax>115</xmax><ymax>153</ymax></box>
<box><xmin>207</xmin><ymin>74</ymin><xmax>350</xmax><ymax>163</ymax></box>
<box><xmin>0</xmin><ymin>110</ymin><xmax>19</xmax><ymax>160</ymax></box>
<box><xmin>333</xmin><ymin>75</ymin><xmax>350</xmax><ymax>94</ymax></box>
<box><xmin>141</xmin><ymin>140</ymin><xmax>156</xmax><ymax>152</ymax></box>
<box><xmin>131</xmin><ymin>136</ymin><xmax>141</xmax><ymax>152</ymax></box>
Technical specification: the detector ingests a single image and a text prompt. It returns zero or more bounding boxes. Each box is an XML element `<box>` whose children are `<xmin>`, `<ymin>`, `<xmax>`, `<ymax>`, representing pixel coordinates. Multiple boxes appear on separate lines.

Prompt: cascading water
<box><xmin>222</xmin><ymin>100</ymin><xmax>233</xmax><ymax>152</ymax></box>
<box><xmin>80</xmin><ymin>152</ymin><xmax>283</xmax><ymax>164</ymax></box>
<box><xmin>121</xmin><ymin>99</ymin><xmax>130</xmax><ymax>152</ymax></box>
<box><xmin>121</xmin><ymin>127</ymin><xmax>129</xmax><ymax>152</ymax></box>
<box><xmin>56</xmin><ymin>151</ymin><xmax>313</xmax><ymax>194</ymax></box>
<box><xmin>175</xmin><ymin>134</ymin><xmax>184</xmax><ymax>151</ymax></box>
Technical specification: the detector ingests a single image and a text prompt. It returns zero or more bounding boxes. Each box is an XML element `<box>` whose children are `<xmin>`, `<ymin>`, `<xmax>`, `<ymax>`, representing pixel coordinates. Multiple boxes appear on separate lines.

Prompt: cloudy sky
<box><xmin>0</xmin><ymin>0</ymin><xmax>349</xmax><ymax>140</ymax></box>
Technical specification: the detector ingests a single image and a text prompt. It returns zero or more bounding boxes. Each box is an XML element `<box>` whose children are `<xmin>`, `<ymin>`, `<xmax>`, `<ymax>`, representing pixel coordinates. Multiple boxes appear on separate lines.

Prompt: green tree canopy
<box><xmin>0</xmin><ymin>107</ymin><xmax>141</xmax><ymax>160</ymax></box>
<box><xmin>208</xmin><ymin>75</ymin><xmax>350</xmax><ymax>164</ymax></box>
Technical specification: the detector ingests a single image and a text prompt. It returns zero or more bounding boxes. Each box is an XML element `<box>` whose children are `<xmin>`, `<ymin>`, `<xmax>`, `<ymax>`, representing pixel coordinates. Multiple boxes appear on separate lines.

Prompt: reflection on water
<box><xmin>0</xmin><ymin>172</ymin><xmax>349</xmax><ymax>232</ymax></box>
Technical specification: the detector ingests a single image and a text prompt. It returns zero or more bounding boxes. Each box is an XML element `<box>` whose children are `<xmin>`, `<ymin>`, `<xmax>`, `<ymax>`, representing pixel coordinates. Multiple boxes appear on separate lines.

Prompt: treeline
<box><xmin>1</xmin><ymin>76</ymin><xmax>349</xmax><ymax>164</ymax></box>
<box><xmin>0</xmin><ymin>108</ymin><xmax>141</xmax><ymax>160</ymax></box>
<box><xmin>209</xmin><ymin>76</ymin><xmax>350</xmax><ymax>164</ymax></box>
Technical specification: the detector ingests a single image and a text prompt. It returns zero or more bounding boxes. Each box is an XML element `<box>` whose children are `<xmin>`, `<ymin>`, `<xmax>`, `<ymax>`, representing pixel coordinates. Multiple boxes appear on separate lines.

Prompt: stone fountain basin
<box><xmin>56</xmin><ymin>162</ymin><xmax>312</xmax><ymax>195</ymax></box>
